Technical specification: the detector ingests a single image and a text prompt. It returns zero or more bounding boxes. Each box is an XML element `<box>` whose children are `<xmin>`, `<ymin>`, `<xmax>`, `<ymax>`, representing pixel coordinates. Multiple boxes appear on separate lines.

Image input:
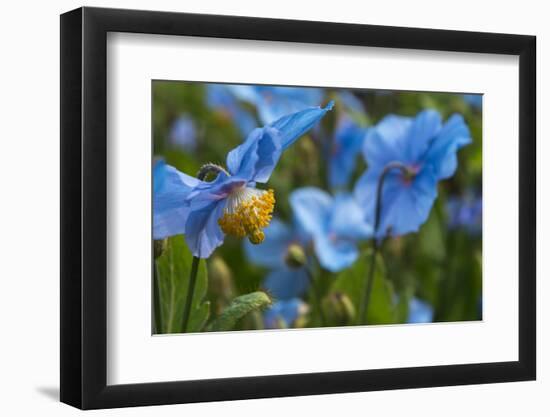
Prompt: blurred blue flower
<box><xmin>228</xmin><ymin>85</ymin><xmax>324</xmax><ymax>124</ymax></box>
<box><xmin>264</xmin><ymin>298</ymin><xmax>308</xmax><ymax>329</ymax></box>
<box><xmin>206</xmin><ymin>84</ymin><xmax>258</xmax><ymax>137</ymax></box>
<box><xmin>154</xmin><ymin>102</ymin><xmax>333</xmax><ymax>258</ymax></box>
<box><xmin>463</xmin><ymin>94</ymin><xmax>482</xmax><ymax>109</ymax></box>
<box><xmin>354</xmin><ymin>110</ymin><xmax>472</xmax><ymax>239</ymax></box>
<box><xmin>447</xmin><ymin>193</ymin><xmax>482</xmax><ymax>235</ymax></box>
<box><xmin>336</xmin><ymin>90</ymin><xmax>365</xmax><ymax>115</ymax></box>
<box><xmin>245</xmin><ymin>218</ymin><xmax>310</xmax><ymax>300</ymax></box>
<box><xmin>169</xmin><ymin>115</ymin><xmax>197</xmax><ymax>151</ymax></box>
<box><xmin>329</xmin><ymin>114</ymin><xmax>367</xmax><ymax>188</ymax></box>
<box><xmin>291</xmin><ymin>188</ymin><xmax>372</xmax><ymax>272</ymax></box>
<box><xmin>407</xmin><ymin>297</ymin><xmax>434</xmax><ymax>324</ymax></box>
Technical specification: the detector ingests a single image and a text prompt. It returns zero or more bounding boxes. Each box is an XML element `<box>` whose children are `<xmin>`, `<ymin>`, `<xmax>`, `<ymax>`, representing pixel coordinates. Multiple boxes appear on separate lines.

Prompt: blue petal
<box><xmin>362</xmin><ymin>114</ymin><xmax>412</xmax><ymax>168</ymax></box>
<box><xmin>264</xmin><ymin>298</ymin><xmax>305</xmax><ymax>329</ymax></box>
<box><xmin>403</xmin><ymin>109</ymin><xmax>442</xmax><ymax>163</ymax></box>
<box><xmin>270</xmin><ymin>101</ymin><xmax>334</xmax><ymax>150</ymax></box>
<box><xmin>226</xmin><ymin>126</ymin><xmax>283</xmax><ymax>183</ymax></box>
<box><xmin>183</xmin><ymin>200</ymin><xmax>226</xmax><ymax>258</ymax></box>
<box><xmin>244</xmin><ymin>218</ymin><xmax>294</xmax><ymax>268</ymax></box>
<box><xmin>207</xmin><ymin>85</ymin><xmax>257</xmax><ymax>137</ymax></box>
<box><xmin>424</xmin><ymin>114</ymin><xmax>472</xmax><ymax>180</ymax></box>
<box><xmin>289</xmin><ymin>187</ymin><xmax>332</xmax><ymax>238</ymax></box>
<box><xmin>329</xmin><ymin>193</ymin><xmax>373</xmax><ymax>240</ymax></box>
<box><xmin>263</xmin><ymin>267</ymin><xmax>310</xmax><ymax>300</ymax></box>
<box><xmin>169</xmin><ymin>115</ymin><xmax>197</xmax><ymax>151</ymax></box>
<box><xmin>329</xmin><ymin>115</ymin><xmax>366</xmax><ymax>188</ymax></box>
<box><xmin>314</xmin><ymin>232</ymin><xmax>359</xmax><ymax>272</ymax></box>
<box><xmin>355</xmin><ymin>166</ymin><xmax>438</xmax><ymax>239</ymax></box>
<box><xmin>336</xmin><ymin>91</ymin><xmax>365</xmax><ymax>114</ymax></box>
<box><xmin>153</xmin><ymin>161</ymin><xmax>202</xmax><ymax>239</ymax></box>
<box><xmin>407</xmin><ymin>298</ymin><xmax>434</xmax><ymax>323</ymax></box>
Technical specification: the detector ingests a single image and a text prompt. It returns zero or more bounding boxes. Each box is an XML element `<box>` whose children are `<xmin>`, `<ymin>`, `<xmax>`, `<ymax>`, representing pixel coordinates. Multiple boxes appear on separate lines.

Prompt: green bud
<box><xmin>208</xmin><ymin>257</ymin><xmax>234</xmax><ymax>314</ymax></box>
<box><xmin>153</xmin><ymin>239</ymin><xmax>167</xmax><ymax>259</ymax></box>
<box><xmin>322</xmin><ymin>292</ymin><xmax>356</xmax><ymax>326</ymax></box>
<box><xmin>284</xmin><ymin>243</ymin><xmax>307</xmax><ymax>268</ymax></box>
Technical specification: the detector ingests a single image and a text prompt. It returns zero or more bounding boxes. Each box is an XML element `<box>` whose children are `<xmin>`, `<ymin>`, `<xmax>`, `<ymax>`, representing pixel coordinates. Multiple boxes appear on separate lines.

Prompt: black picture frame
<box><xmin>60</xmin><ymin>6</ymin><xmax>536</xmax><ymax>410</ymax></box>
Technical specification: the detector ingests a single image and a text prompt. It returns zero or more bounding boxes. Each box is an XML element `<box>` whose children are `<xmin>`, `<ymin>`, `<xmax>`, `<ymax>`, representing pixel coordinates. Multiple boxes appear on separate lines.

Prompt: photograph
<box><xmin>152</xmin><ymin>81</ymin><xmax>483</xmax><ymax>334</ymax></box>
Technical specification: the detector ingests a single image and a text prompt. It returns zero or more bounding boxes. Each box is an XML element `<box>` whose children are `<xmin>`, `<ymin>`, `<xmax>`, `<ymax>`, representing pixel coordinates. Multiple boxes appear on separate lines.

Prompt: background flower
<box><xmin>407</xmin><ymin>297</ymin><xmax>434</xmax><ymax>324</ymax></box>
<box><xmin>206</xmin><ymin>84</ymin><xmax>258</xmax><ymax>137</ymax></box>
<box><xmin>354</xmin><ymin>109</ymin><xmax>472</xmax><ymax>239</ymax></box>
<box><xmin>168</xmin><ymin>115</ymin><xmax>197</xmax><ymax>152</ymax></box>
<box><xmin>290</xmin><ymin>188</ymin><xmax>372</xmax><ymax>272</ymax></box>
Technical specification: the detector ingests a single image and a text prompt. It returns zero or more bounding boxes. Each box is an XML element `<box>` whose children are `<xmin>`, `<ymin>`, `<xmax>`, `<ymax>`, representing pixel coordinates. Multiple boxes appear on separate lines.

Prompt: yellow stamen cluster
<box><xmin>218</xmin><ymin>189</ymin><xmax>275</xmax><ymax>244</ymax></box>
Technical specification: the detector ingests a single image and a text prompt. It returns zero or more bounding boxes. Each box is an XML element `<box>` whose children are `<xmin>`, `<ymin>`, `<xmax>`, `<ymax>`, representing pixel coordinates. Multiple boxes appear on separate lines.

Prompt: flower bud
<box><xmin>284</xmin><ymin>243</ymin><xmax>307</xmax><ymax>268</ymax></box>
<box><xmin>322</xmin><ymin>292</ymin><xmax>356</xmax><ymax>326</ymax></box>
<box><xmin>153</xmin><ymin>239</ymin><xmax>167</xmax><ymax>259</ymax></box>
<box><xmin>207</xmin><ymin>256</ymin><xmax>234</xmax><ymax>314</ymax></box>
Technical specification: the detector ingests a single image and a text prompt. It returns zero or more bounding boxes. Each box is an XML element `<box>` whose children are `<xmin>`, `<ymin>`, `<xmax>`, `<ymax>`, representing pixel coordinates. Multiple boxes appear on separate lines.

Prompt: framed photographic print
<box><xmin>60</xmin><ymin>6</ymin><xmax>536</xmax><ymax>409</ymax></box>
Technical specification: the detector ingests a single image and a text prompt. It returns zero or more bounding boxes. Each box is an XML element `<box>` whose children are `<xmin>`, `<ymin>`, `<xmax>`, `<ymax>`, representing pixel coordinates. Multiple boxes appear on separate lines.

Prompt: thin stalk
<box><xmin>153</xmin><ymin>261</ymin><xmax>162</xmax><ymax>333</ymax></box>
<box><xmin>306</xmin><ymin>267</ymin><xmax>327</xmax><ymax>327</ymax></box>
<box><xmin>181</xmin><ymin>256</ymin><xmax>200</xmax><ymax>333</ymax></box>
<box><xmin>359</xmin><ymin>161</ymin><xmax>411</xmax><ymax>325</ymax></box>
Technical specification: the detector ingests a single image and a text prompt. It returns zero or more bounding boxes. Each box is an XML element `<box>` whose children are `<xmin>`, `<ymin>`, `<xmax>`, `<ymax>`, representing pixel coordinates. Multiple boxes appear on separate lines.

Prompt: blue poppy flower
<box><xmin>244</xmin><ymin>218</ymin><xmax>310</xmax><ymax>300</ymax></box>
<box><xmin>228</xmin><ymin>85</ymin><xmax>324</xmax><ymax>124</ymax></box>
<box><xmin>329</xmin><ymin>114</ymin><xmax>367</xmax><ymax>188</ymax></box>
<box><xmin>153</xmin><ymin>102</ymin><xmax>334</xmax><ymax>258</ymax></box>
<box><xmin>290</xmin><ymin>188</ymin><xmax>373</xmax><ymax>272</ymax></box>
<box><xmin>264</xmin><ymin>298</ymin><xmax>308</xmax><ymax>329</ymax></box>
<box><xmin>407</xmin><ymin>297</ymin><xmax>434</xmax><ymax>324</ymax></box>
<box><xmin>354</xmin><ymin>109</ymin><xmax>472</xmax><ymax>239</ymax></box>
<box><xmin>463</xmin><ymin>94</ymin><xmax>482</xmax><ymax>110</ymax></box>
<box><xmin>447</xmin><ymin>193</ymin><xmax>482</xmax><ymax>235</ymax></box>
<box><xmin>206</xmin><ymin>84</ymin><xmax>258</xmax><ymax>137</ymax></box>
<box><xmin>168</xmin><ymin>115</ymin><xmax>197</xmax><ymax>151</ymax></box>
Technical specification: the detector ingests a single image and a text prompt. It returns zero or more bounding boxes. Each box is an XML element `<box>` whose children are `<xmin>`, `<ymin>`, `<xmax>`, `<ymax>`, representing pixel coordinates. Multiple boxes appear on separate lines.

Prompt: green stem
<box><xmin>181</xmin><ymin>256</ymin><xmax>200</xmax><ymax>333</ymax></box>
<box><xmin>359</xmin><ymin>161</ymin><xmax>411</xmax><ymax>325</ymax></box>
<box><xmin>153</xmin><ymin>261</ymin><xmax>162</xmax><ymax>333</ymax></box>
<box><xmin>306</xmin><ymin>267</ymin><xmax>327</xmax><ymax>327</ymax></box>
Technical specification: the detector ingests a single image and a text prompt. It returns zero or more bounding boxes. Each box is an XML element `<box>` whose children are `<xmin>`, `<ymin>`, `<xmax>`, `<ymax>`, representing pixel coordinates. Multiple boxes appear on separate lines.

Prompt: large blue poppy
<box><xmin>154</xmin><ymin>102</ymin><xmax>333</xmax><ymax>258</ymax></box>
<box><xmin>354</xmin><ymin>109</ymin><xmax>472</xmax><ymax>239</ymax></box>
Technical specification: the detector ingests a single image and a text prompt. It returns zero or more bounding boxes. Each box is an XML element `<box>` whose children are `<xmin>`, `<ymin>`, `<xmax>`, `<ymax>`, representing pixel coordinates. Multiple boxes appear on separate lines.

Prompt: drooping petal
<box><xmin>329</xmin><ymin>193</ymin><xmax>373</xmax><ymax>240</ymax></box>
<box><xmin>244</xmin><ymin>218</ymin><xmax>294</xmax><ymax>268</ymax></box>
<box><xmin>289</xmin><ymin>187</ymin><xmax>332</xmax><ymax>239</ymax></box>
<box><xmin>270</xmin><ymin>101</ymin><xmax>334</xmax><ymax>150</ymax></box>
<box><xmin>263</xmin><ymin>267</ymin><xmax>310</xmax><ymax>300</ymax></box>
<box><xmin>423</xmin><ymin>114</ymin><xmax>472</xmax><ymax>180</ymax></box>
<box><xmin>329</xmin><ymin>115</ymin><xmax>367</xmax><ymax>188</ymax></box>
<box><xmin>407</xmin><ymin>297</ymin><xmax>434</xmax><ymax>324</ymax></box>
<box><xmin>183</xmin><ymin>200</ymin><xmax>226</xmax><ymax>258</ymax></box>
<box><xmin>264</xmin><ymin>298</ymin><xmax>306</xmax><ymax>329</ymax></box>
<box><xmin>153</xmin><ymin>161</ymin><xmax>202</xmax><ymax>239</ymax></box>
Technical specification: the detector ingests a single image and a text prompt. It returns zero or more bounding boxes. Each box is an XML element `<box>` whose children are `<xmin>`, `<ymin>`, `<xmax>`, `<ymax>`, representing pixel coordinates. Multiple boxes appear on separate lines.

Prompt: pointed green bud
<box><xmin>322</xmin><ymin>292</ymin><xmax>356</xmax><ymax>326</ymax></box>
<box><xmin>284</xmin><ymin>243</ymin><xmax>307</xmax><ymax>268</ymax></box>
<box><xmin>153</xmin><ymin>239</ymin><xmax>167</xmax><ymax>259</ymax></box>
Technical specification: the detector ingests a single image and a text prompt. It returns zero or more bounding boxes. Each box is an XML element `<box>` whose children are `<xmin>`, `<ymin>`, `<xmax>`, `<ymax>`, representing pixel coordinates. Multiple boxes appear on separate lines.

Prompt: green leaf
<box><xmin>155</xmin><ymin>235</ymin><xmax>209</xmax><ymax>333</ymax></box>
<box><xmin>331</xmin><ymin>251</ymin><xmax>395</xmax><ymax>325</ymax></box>
<box><xmin>207</xmin><ymin>291</ymin><xmax>272</xmax><ymax>332</ymax></box>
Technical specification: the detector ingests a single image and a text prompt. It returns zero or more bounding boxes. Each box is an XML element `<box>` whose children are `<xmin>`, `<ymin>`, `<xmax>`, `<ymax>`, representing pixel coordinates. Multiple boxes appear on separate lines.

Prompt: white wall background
<box><xmin>0</xmin><ymin>0</ymin><xmax>545</xmax><ymax>415</ymax></box>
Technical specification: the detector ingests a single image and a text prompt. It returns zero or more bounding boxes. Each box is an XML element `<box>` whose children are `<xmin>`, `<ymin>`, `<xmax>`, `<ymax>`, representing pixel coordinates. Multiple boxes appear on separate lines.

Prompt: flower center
<box><xmin>218</xmin><ymin>187</ymin><xmax>275</xmax><ymax>244</ymax></box>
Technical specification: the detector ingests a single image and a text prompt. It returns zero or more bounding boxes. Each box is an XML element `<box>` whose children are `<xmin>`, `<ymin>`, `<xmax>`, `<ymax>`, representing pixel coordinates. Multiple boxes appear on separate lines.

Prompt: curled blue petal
<box><xmin>184</xmin><ymin>200</ymin><xmax>226</xmax><ymax>258</ymax></box>
<box><xmin>403</xmin><ymin>109</ymin><xmax>442</xmax><ymax>163</ymax></box>
<box><xmin>263</xmin><ymin>267</ymin><xmax>310</xmax><ymax>300</ymax></box>
<box><xmin>270</xmin><ymin>101</ymin><xmax>334</xmax><ymax>150</ymax></box>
